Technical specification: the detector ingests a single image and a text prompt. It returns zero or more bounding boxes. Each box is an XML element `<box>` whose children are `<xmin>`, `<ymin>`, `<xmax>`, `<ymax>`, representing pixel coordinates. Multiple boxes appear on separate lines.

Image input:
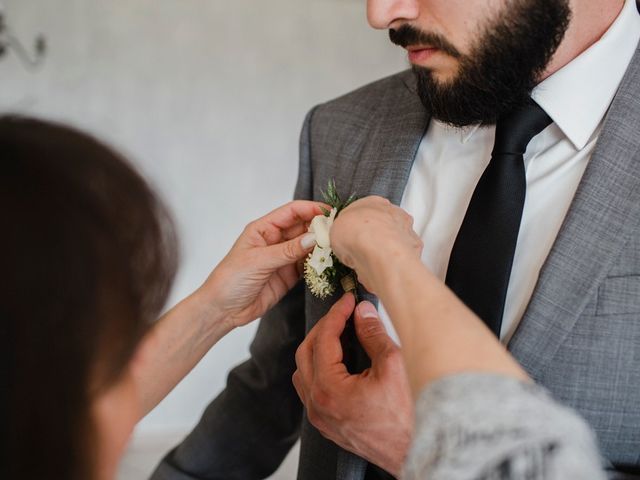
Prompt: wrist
<box><xmin>363</xmin><ymin>429</ymin><xmax>411</xmax><ymax>479</ymax></box>
<box><xmin>190</xmin><ymin>284</ymin><xmax>237</xmax><ymax>338</ymax></box>
<box><xmin>359</xmin><ymin>244</ymin><xmax>420</xmax><ymax>294</ymax></box>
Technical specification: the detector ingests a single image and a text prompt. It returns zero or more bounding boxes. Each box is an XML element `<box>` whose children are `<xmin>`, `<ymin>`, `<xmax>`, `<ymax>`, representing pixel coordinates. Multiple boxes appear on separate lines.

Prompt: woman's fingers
<box><xmin>257</xmin><ymin>200</ymin><xmax>325</xmax><ymax>230</ymax></box>
<box><xmin>242</xmin><ymin>200</ymin><xmax>325</xmax><ymax>247</ymax></box>
<box><xmin>260</xmin><ymin>231</ymin><xmax>316</xmax><ymax>270</ymax></box>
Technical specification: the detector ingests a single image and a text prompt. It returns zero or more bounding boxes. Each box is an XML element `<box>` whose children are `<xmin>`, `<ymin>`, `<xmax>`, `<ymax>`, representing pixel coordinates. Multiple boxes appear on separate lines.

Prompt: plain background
<box><xmin>0</xmin><ymin>0</ymin><xmax>406</xmax><ymax>477</ymax></box>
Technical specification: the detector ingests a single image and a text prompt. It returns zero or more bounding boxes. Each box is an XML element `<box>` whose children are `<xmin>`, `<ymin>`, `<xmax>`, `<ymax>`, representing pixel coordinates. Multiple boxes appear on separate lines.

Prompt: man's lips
<box><xmin>406</xmin><ymin>45</ymin><xmax>440</xmax><ymax>63</ymax></box>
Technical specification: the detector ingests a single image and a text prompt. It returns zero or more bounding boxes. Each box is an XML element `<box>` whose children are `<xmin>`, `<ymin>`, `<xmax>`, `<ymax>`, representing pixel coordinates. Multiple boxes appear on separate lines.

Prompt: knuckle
<box><xmin>406</xmin><ymin>213</ymin><xmax>415</xmax><ymax>226</ymax></box>
<box><xmin>291</xmin><ymin>373</ymin><xmax>302</xmax><ymax>395</ymax></box>
<box><xmin>306</xmin><ymin>408</ymin><xmax>326</xmax><ymax>431</ymax></box>
<box><xmin>310</xmin><ymin>385</ymin><xmax>334</xmax><ymax>413</ymax></box>
<box><xmin>381</xmin><ymin>346</ymin><xmax>403</xmax><ymax>367</ymax></box>
<box><xmin>244</xmin><ymin>219</ymin><xmax>258</xmax><ymax>233</ymax></box>
<box><xmin>282</xmin><ymin>240</ymin><xmax>298</xmax><ymax>260</ymax></box>
<box><xmin>295</xmin><ymin>344</ymin><xmax>307</xmax><ymax>366</ymax></box>
<box><xmin>358</xmin><ymin>320</ymin><xmax>385</xmax><ymax>339</ymax></box>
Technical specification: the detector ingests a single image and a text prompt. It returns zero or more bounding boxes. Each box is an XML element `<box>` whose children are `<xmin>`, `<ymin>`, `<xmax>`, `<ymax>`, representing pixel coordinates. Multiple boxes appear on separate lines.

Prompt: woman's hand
<box><xmin>133</xmin><ymin>200</ymin><xmax>324</xmax><ymax>416</ymax></box>
<box><xmin>330</xmin><ymin>196</ymin><xmax>422</xmax><ymax>294</ymax></box>
<box><xmin>200</xmin><ymin>200</ymin><xmax>323</xmax><ymax>328</ymax></box>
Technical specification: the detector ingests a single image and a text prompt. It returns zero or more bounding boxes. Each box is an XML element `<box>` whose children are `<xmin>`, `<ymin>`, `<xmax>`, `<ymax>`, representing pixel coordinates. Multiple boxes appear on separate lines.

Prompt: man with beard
<box><xmin>153</xmin><ymin>0</ymin><xmax>640</xmax><ymax>479</ymax></box>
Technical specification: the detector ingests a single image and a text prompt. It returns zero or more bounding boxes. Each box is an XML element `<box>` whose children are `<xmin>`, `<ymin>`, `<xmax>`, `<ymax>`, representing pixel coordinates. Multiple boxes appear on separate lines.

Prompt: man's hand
<box><xmin>202</xmin><ymin>200</ymin><xmax>323</xmax><ymax>328</ymax></box>
<box><xmin>292</xmin><ymin>294</ymin><xmax>414</xmax><ymax>477</ymax></box>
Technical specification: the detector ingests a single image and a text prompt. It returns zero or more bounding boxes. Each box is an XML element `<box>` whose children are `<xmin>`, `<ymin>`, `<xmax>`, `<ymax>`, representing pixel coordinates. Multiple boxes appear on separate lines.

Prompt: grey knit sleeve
<box><xmin>402</xmin><ymin>373</ymin><xmax>605</xmax><ymax>480</ymax></box>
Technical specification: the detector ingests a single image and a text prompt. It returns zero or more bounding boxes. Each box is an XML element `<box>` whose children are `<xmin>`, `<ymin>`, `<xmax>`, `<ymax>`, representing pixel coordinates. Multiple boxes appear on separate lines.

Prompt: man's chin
<box><xmin>411</xmin><ymin>64</ymin><xmax>457</xmax><ymax>86</ymax></box>
<box><xmin>410</xmin><ymin>58</ymin><xmax>458</xmax><ymax>81</ymax></box>
<box><xmin>411</xmin><ymin>65</ymin><xmax>529</xmax><ymax>127</ymax></box>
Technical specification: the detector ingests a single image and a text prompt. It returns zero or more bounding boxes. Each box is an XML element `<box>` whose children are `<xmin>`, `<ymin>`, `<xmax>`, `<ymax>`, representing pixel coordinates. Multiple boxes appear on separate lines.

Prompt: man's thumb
<box><xmin>354</xmin><ymin>301</ymin><xmax>393</xmax><ymax>360</ymax></box>
<box><xmin>263</xmin><ymin>232</ymin><xmax>316</xmax><ymax>269</ymax></box>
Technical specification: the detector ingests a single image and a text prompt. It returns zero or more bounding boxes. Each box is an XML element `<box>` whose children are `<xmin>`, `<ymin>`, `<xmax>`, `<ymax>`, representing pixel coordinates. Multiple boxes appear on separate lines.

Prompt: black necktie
<box><xmin>445</xmin><ymin>100</ymin><xmax>552</xmax><ymax>336</ymax></box>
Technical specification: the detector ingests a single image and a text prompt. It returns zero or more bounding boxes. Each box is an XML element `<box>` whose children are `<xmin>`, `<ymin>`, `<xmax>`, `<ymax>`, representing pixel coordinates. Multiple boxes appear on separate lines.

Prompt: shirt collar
<box><xmin>532</xmin><ymin>0</ymin><xmax>640</xmax><ymax>150</ymax></box>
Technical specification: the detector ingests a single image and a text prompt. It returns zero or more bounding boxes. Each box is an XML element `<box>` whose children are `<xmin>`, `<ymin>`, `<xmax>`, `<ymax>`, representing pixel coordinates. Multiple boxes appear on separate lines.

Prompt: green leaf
<box><xmin>343</xmin><ymin>192</ymin><xmax>357</xmax><ymax>209</ymax></box>
<box><xmin>321</xmin><ymin>179</ymin><xmax>358</xmax><ymax>213</ymax></box>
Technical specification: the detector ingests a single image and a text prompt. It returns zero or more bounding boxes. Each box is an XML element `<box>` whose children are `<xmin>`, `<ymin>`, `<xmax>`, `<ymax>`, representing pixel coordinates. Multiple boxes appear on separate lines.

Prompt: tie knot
<box><xmin>493</xmin><ymin>100</ymin><xmax>552</xmax><ymax>156</ymax></box>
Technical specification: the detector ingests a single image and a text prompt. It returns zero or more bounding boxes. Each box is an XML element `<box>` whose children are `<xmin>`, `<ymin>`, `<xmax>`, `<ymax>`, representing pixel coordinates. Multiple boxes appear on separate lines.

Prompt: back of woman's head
<box><xmin>0</xmin><ymin>116</ymin><xmax>178</xmax><ymax>479</ymax></box>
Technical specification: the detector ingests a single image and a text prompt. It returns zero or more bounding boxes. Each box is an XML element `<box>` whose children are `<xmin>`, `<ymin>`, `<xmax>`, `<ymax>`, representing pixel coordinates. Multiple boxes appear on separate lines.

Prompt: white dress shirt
<box><xmin>379</xmin><ymin>0</ymin><xmax>640</xmax><ymax>344</ymax></box>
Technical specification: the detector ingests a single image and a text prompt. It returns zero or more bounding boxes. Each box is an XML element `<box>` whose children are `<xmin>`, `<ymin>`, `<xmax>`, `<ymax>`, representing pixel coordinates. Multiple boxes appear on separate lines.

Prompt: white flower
<box><xmin>304</xmin><ymin>261</ymin><xmax>335</xmax><ymax>299</ymax></box>
<box><xmin>304</xmin><ymin>206</ymin><xmax>341</xmax><ymax>298</ymax></box>
<box><xmin>308</xmin><ymin>245</ymin><xmax>333</xmax><ymax>275</ymax></box>
<box><xmin>309</xmin><ymin>208</ymin><xmax>337</xmax><ymax>249</ymax></box>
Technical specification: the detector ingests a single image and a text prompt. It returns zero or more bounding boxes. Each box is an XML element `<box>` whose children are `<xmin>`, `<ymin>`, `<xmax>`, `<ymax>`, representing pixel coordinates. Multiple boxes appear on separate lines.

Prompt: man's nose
<box><xmin>367</xmin><ymin>0</ymin><xmax>420</xmax><ymax>29</ymax></box>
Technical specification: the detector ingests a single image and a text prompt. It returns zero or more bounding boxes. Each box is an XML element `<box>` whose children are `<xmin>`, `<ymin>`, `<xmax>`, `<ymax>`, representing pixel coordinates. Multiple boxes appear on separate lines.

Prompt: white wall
<box><xmin>0</xmin><ymin>0</ymin><xmax>406</xmax><ymax>477</ymax></box>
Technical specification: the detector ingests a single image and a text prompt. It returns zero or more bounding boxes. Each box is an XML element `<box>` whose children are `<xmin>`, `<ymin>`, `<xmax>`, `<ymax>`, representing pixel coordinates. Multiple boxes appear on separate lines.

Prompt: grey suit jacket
<box><xmin>152</xmin><ymin>40</ymin><xmax>640</xmax><ymax>480</ymax></box>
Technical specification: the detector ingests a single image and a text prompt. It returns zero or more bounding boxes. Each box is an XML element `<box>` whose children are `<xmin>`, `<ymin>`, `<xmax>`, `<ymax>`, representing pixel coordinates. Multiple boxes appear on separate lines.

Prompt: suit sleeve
<box><xmin>149</xmin><ymin>108</ymin><xmax>318</xmax><ymax>480</ymax></box>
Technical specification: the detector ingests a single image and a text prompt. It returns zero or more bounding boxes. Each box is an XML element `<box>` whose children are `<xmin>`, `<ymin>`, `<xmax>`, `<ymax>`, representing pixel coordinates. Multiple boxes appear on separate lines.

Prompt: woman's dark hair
<box><xmin>0</xmin><ymin>116</ymin><xmax>178</xmax><ymax>479</ymax></box>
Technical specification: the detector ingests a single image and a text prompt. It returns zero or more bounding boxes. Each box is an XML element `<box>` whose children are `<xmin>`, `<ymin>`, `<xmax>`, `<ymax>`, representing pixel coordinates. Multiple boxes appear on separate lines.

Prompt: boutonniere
<box><xmin>304</xmin><ymin>180</ymin><xmax>358</xmax><ymax>299</ymax></box>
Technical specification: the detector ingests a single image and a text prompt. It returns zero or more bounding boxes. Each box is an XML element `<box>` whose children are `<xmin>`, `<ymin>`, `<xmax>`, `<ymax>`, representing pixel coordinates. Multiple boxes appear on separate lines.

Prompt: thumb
<box><xmin>262</xmin><ymin>232</ymin><xmax>316</xmax><ymax>269</ymax></box>
<box><xmin>354</xmin><ymin>301</ymin><xmax>395</xmax><ymax>361</ymax></box>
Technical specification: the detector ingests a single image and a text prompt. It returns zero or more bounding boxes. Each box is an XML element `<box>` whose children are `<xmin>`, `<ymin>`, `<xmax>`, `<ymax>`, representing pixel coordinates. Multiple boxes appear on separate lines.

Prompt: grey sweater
<box><xmin>403</xmin><ymin>374</ymin><xmax>605</xmax><ymax>480</ymax></box>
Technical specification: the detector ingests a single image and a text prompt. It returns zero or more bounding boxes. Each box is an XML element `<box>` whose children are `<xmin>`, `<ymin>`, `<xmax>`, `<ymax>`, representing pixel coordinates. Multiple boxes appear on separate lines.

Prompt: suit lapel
<box><xmin>509</xmin><ymin>43</ymin><xmax>640</xmax><ymax>377</ymax></box>
<box><xmin>349</xmin><ymin>72</ymin><xmax>430</xmax><ymax>207</ymax></box>
<box><xmin>334</xmin><ymin>72</ymin><xmax>429</xmax><ymax>480</ymax></box>
<box><xmin>344</xmin><ymin>71</ymin><xmax>428</xmax><ymax>346</ymax></box>
<box><xmin>316</xmin><ymin>71</ymin><xmax>428</xmax><ymax>313</ymax></box>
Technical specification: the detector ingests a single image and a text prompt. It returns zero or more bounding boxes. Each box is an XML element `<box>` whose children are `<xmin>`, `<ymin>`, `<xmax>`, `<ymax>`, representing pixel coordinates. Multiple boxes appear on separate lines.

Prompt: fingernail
<box><xmin>301</xmin><ymin>232</ymin><xmax>316</xmax><ymax>249</ymax></box>
<box><xmin>357</xmin><ymin>301</ymin><xmax>378</xmax><ymax>319</ymax></box>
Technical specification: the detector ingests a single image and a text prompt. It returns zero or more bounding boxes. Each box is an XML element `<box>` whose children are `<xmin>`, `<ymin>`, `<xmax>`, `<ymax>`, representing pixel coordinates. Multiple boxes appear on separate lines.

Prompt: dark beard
<box><xmin>390</xmin><ymin>0</ymin><xmax>571</xmax><ymax>127</ymax></box>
